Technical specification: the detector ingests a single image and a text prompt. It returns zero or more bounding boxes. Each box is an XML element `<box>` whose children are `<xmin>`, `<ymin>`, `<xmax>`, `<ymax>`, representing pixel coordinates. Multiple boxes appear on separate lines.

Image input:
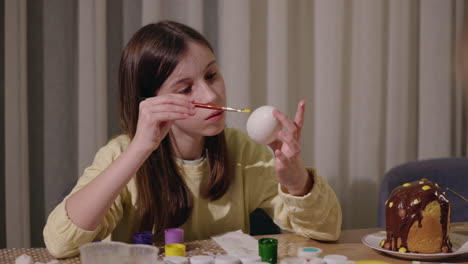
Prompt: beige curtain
<box><xmin>3</xmin><ymin>0</ymin><xmax>466</xmax><ymax>247</ymax></box>
<box><xmin>217</xmin><ymin>0</ymin><xmax>466</xmax><ymax>229</ymax></box>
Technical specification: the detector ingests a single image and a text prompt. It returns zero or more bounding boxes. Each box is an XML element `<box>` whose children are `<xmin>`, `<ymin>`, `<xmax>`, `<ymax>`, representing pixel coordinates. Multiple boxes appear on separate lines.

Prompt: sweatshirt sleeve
<box><xmin>270</xmin><ymin>168</ymin><xmax>342</xmax><ymax>241</ymax></box>
<box><xmin>239</xmin><ymin>132</ymin><xmax>342</xmax><ymax>241</ymax></box>
<box><xmin>43</xmin><ymin>136</ymin><xmax>128</xmax><ymax>258</ymax></box>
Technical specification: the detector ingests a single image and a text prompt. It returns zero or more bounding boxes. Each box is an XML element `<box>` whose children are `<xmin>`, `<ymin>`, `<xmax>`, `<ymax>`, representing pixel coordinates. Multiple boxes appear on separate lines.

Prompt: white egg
<box><xmin>246</xmin><ymin>105</ymin><xmax>281</xmax><ymax>144</ymax></box>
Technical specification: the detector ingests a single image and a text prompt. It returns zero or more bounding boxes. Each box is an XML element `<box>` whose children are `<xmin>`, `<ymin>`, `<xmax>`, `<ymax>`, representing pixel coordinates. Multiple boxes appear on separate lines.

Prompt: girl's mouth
<box><xmin>205</xmin><ymin>110</ymin><xmax>224</xmax><ymax>120</ymax></box>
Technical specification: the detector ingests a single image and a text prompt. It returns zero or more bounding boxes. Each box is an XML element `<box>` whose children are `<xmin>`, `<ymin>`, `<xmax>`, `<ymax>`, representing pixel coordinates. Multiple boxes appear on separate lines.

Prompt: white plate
<box><xmin>361</xmin><ymin>231</ymin><xmax>468</xmax><ymax>260</ymax></box>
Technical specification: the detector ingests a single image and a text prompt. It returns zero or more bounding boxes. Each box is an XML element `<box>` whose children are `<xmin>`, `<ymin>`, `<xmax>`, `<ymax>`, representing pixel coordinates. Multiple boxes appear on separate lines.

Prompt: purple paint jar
<box><xmin>164</xmin><ymin>228</ymin><xmax>184</xmax><ymax>245</ymax></box>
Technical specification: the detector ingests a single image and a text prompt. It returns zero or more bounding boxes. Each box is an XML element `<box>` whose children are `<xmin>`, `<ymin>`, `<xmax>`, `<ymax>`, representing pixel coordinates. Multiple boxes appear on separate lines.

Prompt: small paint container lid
<box><xmin>354</xmin><ymin>261</ymin><xmax>390</xmax><ymax>264</ymax></box>
<box><xmin>190</xmin><ymin>255</ymin><xmax>215</xmax><ymax>264</ymax></box>
<box><xmin>281</xmin><ymin>257</ymin><xmax>325</xmax><ymax>264</ymax></box>
<box><xmin>132</xmin><ymin>231</ymin><xmax>153</xmax><ymax>245</ymax></box>
<box><xmin>258</xmin><ymin>238</ymin><xmax>278</xmax><ymax>264</ymax></box>
<box><xmin>239</xmin><ymin>255</ymin><xmax>261</xmax><ymax>263</ymax></box>
<box><xmin>280</xmin><ymin>257</ymin><xmax>308</xmax><ymax>264</ymax></box>
<box><xmin>165</xmin><ymin>228</ymin><xmax>184</xmax><ymax>244</ymax></box>
<box><xmin>164</xmin><ymin>256</ymin><xmax>189</xmax><ymax>264</ymax></box>
<box><xmin>323</xmin><ymin>254</ymin><xmax>348</xmax><ymax>264</ymax></box>
<box><xmin>165</xmin><ymin>243</ymin><xmax>186</xmax><ymax>257</ymax></box>
<box><xmin>214</xmin><ymin>255</ymin><xmax>241</xmax><ymax>264</ymax></box>
<box><xmin>297</xmin><ymin>247</ymin><xmax>322</xmax><ymax>258</ymax></box>
<box><xmin>307</xmin><ymin>257</ymin><xmax>326</xmax><ymax>264</ymax></box>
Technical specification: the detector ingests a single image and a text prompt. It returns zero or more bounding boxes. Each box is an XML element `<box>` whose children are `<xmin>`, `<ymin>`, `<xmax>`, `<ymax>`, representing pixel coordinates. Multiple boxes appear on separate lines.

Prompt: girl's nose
<box><xmin>198</xmin><ymin>81</ymin><xmax>217</xmax><ymax>103</ymax></box>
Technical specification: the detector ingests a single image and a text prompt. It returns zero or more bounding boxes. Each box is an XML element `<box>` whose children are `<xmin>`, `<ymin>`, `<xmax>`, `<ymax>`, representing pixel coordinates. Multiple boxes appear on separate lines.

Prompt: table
<box><xmin>1</xmin><ymin>222</ymin><xmax>467</xmax><ymax>264</ymax></box>
<box><xmin>0</xmin><ymin>238</ymin><xmax>224</xmax><ymax>264</ymax></box>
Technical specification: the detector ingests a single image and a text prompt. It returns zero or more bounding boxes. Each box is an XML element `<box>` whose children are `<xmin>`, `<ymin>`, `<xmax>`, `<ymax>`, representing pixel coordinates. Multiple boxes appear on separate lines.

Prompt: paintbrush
<box><xmin>194</xmin><ymin>103</ymin><xmax>251</xmax><ymax>113</ymax></box>
<box><xmin>139</xmin><ymin>97</ymin><xmax>251</xmax><ymax>113</ymax></box>
<box><xmin>446</xmin><ymin>187</ymin><xmax>468</xmax><ymax>203</ymax></box>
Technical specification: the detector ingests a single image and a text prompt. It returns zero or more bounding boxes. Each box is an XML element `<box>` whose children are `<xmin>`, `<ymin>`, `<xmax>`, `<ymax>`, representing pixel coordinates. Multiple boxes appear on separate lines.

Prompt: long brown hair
<box><xmin>118</xmin><ymin>21</ymin><xmax>231</xmax><ymax>238</ymax></box>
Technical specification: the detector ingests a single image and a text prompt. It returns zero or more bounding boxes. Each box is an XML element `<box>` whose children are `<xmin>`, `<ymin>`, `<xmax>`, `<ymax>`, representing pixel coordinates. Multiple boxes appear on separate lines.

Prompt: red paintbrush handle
<box><xmin>194</xmin><ymin>103</ymin><xmax>223</xmax><ymax>110</ymax></box>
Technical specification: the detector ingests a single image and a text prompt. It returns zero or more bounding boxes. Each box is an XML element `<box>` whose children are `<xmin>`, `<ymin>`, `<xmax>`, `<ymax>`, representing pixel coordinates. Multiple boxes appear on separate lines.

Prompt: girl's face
<box><xmin>157</xmin><ymin>41</ymin><xmax>226</xmax><ymax>138</ymax></box>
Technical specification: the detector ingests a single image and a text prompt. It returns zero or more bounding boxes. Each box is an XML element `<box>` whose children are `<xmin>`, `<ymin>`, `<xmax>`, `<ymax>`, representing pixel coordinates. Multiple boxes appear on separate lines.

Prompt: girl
<box><xmin>44</xmin><ymin>20</ymin><xmax>342</xmax><ymax>258</ymax></box>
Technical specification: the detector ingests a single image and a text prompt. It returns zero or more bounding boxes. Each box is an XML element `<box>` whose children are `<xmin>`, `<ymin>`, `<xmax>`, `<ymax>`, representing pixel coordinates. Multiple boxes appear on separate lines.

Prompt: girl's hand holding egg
<box><xmin>246</xmin><ymin>100</ymin><xmax>312</xmax><ymax>196</ymax></box>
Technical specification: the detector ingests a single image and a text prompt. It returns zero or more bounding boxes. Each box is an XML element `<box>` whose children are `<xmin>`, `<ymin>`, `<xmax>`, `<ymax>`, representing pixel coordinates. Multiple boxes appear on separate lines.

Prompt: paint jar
<box><xmin>132</xmin><ymin>231</ymin><xmax>153</xmax><ymax>245</ymax></box>
<box><xmin>214</xmin><ymin>255</ymin><xmax>241</xmax><ymax>264</ymax></box>
<box><xmin>297</xmin><ymin>247</ymin><xmax>322</xmax><ymax>258</ymax></box>
<box><xmin>239</xmin><ymin>255</ymin><xmax>261</xmax><ymax>263</ymax></box>
<box><xmin>165</xmin><ymin>228</ymin><xmax>184</xmax><ymax>244</ymax></box>
<box><xmin>353</xmin><ymin>261</ymin><xmax>390</xmax><ymax>264</ymax></box>
<box><xmin>164</xmin><ymin>256</ymin><xmax>189</xmax><ymax>264</ymax></box>
<box><xmin>258</xmin><ymin>238</ymin><xmax>278</xmax><ymax>264</ymax></box>
<box><xmin>190</xmin><ymin>255</ymin><xmax>215</xmax><ymax>264</ymax></box>
<box><xmin>165</xmin><ymin>243</ymin><xmax>186</xmax><ymax>257</ymax></box>
<box><xmin>323</xmin><ymin>254</ymin><xmax>348</xmax><ymax>264</ymax></box>
<box><xmin>80</xmin><ymin>241</ymin><xmax>158</xmax><ymax>264</ymax></box>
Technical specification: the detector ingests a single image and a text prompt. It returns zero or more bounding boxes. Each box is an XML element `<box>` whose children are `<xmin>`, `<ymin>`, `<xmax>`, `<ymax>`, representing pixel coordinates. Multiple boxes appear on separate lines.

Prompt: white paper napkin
<box><xmin>211</xmin><ymin>230</ymin><xmax>259</xmax><ymax>257</ymax></box>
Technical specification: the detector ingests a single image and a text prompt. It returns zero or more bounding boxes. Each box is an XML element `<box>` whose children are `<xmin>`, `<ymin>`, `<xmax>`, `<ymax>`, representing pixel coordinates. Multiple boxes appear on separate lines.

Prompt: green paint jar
<box><xmin>258</xmin><ymin>238</ymin><xmax>278</xmax><ymax>264</ymax></box>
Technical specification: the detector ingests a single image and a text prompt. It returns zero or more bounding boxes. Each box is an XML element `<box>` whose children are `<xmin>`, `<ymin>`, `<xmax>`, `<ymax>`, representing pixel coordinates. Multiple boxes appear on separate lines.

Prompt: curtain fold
<box><xmin>385</xmin><ymin>0</ymin><xmax>419</xmax><ymax>175</ymax></box>
<box><xmin>218</xmin><ymin>0</ymin><xmax>251</xmax><ymax>130</ymax></box>
<box><xmin>418</xmin><ymin>0</ymin><xmax>454</xmax><ymax>159</ymax></box>
<box><xmin>3</xmin><ymin>0</ymin><xmax>466</xmax><ymax>246</ymax></box>
<box><xmin>5</xmin><ymin>0</ymin><xmax>30</xmax><ymax>248</ymax></box>
<box><xmin>78</xmin><ymin>0</ymin><xmax>107</xmax><ymax>175</ymax></box>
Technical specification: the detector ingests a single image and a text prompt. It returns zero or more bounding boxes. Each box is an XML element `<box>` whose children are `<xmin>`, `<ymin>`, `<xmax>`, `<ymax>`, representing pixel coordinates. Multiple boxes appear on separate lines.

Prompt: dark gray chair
<box><xmin>249</xmin><ymin>208</ymin><xmax>281</xmax><ymax>235</ymax></box>
<box><xmin>378</xmin><ymin>158</ymin><xmax>468</xmax><ymax>227</ymax></box>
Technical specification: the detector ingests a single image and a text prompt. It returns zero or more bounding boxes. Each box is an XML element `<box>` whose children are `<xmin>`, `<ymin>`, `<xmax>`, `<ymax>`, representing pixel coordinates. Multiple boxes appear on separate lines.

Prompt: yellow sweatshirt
<box><xmin>43</xmin><ymin>128</ymin><xmax>342</xmax><ymax>258</ymax></box>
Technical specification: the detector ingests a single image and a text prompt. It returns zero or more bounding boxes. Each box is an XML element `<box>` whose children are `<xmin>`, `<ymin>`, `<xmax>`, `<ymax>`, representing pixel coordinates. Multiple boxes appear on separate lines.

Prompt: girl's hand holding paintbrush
<box><xmin>133</xmin><ymin>94</ymin><xmax>196</xmax><ymax>154</ymax></box>
<box><xmin>133</xmin><ymin>96</ymin><xmax>249</xmax><ymax>155</ymax></box>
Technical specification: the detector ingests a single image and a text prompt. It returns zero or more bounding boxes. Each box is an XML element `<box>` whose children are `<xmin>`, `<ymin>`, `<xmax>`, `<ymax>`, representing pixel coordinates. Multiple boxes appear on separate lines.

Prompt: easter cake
<box><xmin>381</xmin><ymin>179</ymin><xmax>452</xmax><ymax>254</ymax></box>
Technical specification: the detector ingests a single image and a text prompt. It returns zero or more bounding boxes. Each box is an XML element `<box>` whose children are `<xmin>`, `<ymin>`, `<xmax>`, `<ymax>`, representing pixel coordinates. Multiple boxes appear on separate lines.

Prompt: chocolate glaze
<box><xmin>383</xmin><ymin>179</ymin><xmax>452</xmax><ymax>253</ymax></box>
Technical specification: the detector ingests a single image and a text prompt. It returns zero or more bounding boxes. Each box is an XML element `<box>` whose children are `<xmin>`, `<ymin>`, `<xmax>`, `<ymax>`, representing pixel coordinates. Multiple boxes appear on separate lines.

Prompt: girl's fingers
<box><xmin>277</xmin><ymin>131</ymin><xmax>301</xmax><ymax>157</ymax></box>
<box><xmin>143</xmin><ymin>94</ymin><xmax>195</xmax><ymax>109</ymax></box>
<box><xmin>151</xmin><ymin>112</ymin><xmax>191</xmax><ymax>123</ymax></box>
<box><xmin>273</xmin><ymin>110</ymin><xmax>299</xmax><ymax>140</ymax></box>
<box><xmin>275</xmin><ymin>149</ymin><xmax>288</xmax><ymax>163</ymax></box>
<box><xmin>146</xmin><ymin>104</ymin><xmax>196</xmax><ymax>115</ymax></box>
<box><xmin>267</xmin><ymin>140</ymin><xmax>282</xmax><ymax>152</ymax></box>
<box><xmin>273</xmin><ymin>110</ymin><xmax>298</xmax><ymax>136</ymax></box>
<box><xmin>294</xmin><ymin>100</ymin><xmax>306</xmax><ymax>138</ymax></box>
<box><xmin>294</xmin><ymin>100</ymin><xmax>305</xmax><ymax>128</ymax></box>
<box><xmin>278</xmin><ymin>129</ymin><xmax>294</xmax><ymax>143</ymax></box>
<box><xmin>272</xmin><ymin>100</ymin><xmax>306</xmax><ymax>140</ymax></box>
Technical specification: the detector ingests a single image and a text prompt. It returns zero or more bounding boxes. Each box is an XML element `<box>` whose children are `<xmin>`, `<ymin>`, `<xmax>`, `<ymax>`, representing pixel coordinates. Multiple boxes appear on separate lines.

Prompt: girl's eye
<box><xmin>178</xmin><ymin>86</ymin><xmax>192</xmax><ymax>94</ymax></box>
<box><xmin>206</xmin><ymin>72</ymin><xmax>217</xmax><ymax>80</ymax></box>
